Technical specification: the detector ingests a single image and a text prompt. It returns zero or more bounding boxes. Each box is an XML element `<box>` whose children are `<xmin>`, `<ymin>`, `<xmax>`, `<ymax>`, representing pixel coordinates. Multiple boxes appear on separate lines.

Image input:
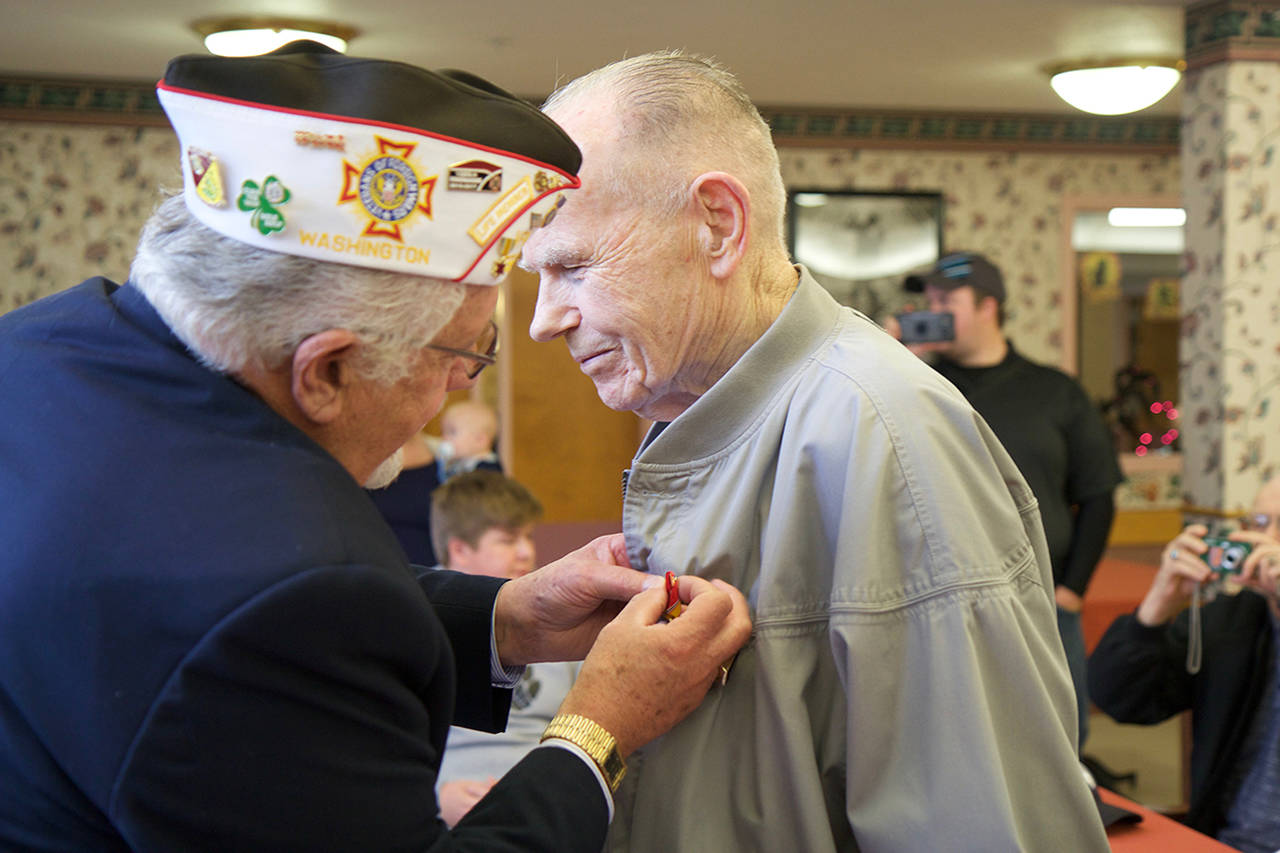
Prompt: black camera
<box><xmin>1201</xmin><ymin>535</ymin><xmax>1253</xmax><ymax>575</ymax></box>
<box><xmin>896</xmin><ymin>311</ymin><xmax>955</xmax><ymax>344</ymax></box>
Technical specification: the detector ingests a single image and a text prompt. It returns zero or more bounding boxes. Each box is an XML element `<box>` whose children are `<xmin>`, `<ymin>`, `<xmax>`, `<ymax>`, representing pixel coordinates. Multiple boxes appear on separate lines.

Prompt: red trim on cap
<box><xmin>156</xmin><ymin>80</ymin><xmax>582</xmax><ymax>181</ymax></box>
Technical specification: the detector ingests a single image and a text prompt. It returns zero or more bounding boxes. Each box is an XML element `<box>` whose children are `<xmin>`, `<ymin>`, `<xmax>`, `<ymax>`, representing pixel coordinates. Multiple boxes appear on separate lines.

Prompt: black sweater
<box><xmin>1088</xmin><ymin>590</ymin><xmax>1274</xmax><ymax>836</ymax></box>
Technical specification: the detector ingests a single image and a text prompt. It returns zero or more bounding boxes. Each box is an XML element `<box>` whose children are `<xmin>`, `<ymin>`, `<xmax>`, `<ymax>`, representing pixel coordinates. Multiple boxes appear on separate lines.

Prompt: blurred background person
<box><xmin>437</xmin><ymin>399</ymin><xmax>502</xmax><ymax>480</ymax></box>
<box><xmin>430</xmin><ymin>469</ymin><xmax>540</xmax><ymax>580</ymax></box>
<box><xmin>1089</xmin><ymin>476</ymin><xmax>1280</xmax><ymax>850</ymax></box>
<box><xmin>427</xmin><ymin>471</ymin><xmax>579</xmax><ymax>827</ymax></box>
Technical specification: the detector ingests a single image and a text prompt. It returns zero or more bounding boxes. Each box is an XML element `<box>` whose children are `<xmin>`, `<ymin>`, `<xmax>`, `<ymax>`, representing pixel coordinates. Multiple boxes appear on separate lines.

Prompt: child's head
<box><xmin>440</xmin><ymin>400</ymin><xmax>499</xmax><ymax>459</ymax></box>
<box><xmin>430</xmin><ymin>470</ymin><xmax>543</xmax><ymax>578</ymax></box>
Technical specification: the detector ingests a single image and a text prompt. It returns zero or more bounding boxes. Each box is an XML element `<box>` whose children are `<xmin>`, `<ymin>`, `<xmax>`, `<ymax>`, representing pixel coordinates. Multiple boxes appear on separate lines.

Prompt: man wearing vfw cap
<box><xmin>896</xmin><ymin>251</ymin><xmax>1123</xmax><ymax>752</ymax></box>
<box><xmin>0</xmin><ymin>42</ymin><xmax>750</xmax><ymax>852</ymax></box>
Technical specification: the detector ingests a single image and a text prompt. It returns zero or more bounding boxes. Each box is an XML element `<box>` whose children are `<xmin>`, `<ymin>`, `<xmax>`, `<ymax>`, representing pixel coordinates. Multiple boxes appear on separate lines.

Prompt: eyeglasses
<box><xmin>1240</xmin><ymin>513</ymin><xmax>1280</xmax><ymax>532</ymax></box>
<box><xmin>426</xmin><ymin>319</ymin><xmax>498</xmax><ymax>380</ymax></box>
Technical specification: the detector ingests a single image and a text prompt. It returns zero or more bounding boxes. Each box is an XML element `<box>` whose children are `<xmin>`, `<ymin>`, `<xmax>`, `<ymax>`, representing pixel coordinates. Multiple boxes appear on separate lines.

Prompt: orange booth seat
<box><xmin>1083</xmin><ymin>557</ymin><xmax>1159</xmax><ymax>654</ymax></box>
<box><xmin>1100</xmin><ymin>787</ymin><xmax>1236</xmax><ymax>852</ymax></box>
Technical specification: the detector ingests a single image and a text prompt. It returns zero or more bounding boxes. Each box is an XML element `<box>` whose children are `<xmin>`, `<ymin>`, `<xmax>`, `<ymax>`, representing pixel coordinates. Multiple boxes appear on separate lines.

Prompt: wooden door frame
<box><xmin>1057</xmin><ymin>193</ymin><xmax>1182</xmax><ymax>375</ymax></box>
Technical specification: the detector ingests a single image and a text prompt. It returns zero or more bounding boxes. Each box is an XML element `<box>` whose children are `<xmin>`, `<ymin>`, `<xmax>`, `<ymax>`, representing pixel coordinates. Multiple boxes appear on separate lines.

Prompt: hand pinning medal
<box><xmin>659</xmin><ymin>570</ymin><xmax>735</xmax><ymax>685</ymax></box>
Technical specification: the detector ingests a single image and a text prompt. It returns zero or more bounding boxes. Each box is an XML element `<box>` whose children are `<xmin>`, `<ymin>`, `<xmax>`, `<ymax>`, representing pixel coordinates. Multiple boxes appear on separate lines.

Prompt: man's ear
<box><xmin>290</xmin><ymin>329</ymin><xmax>361</xmax><ymax>425</ymax></box>
<box><xmin>690</xmin><ymin>171</ymin><xmax>750</xmax><ymax>279</ymax></box>
<box><xmin>446</xmin><ymin>537</ymin><xmax>473</xmax><ymax>571</ymax></box>
<box><xmin>977</xmin><ymin>294</ymin><xmax>1000</xmax><ymax>322</ymax></box>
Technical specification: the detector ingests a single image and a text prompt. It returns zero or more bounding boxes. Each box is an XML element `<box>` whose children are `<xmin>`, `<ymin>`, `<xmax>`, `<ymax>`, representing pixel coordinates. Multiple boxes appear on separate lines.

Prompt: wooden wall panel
<box><xmin>502</xmin><ymin>269</ymin><xmax>642</xmax><ymax>523</ymax></box>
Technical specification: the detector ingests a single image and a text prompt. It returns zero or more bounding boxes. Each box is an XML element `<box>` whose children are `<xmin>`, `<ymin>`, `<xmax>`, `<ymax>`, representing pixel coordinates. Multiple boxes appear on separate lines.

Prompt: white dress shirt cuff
<box><xmin>489</xmin><ymin>609</ymin><xmax>523</xmax><ymax>686</ymax></box>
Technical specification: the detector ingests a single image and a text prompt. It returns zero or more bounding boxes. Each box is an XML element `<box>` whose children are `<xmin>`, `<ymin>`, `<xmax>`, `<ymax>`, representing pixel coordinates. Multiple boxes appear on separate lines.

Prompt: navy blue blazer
<box><xmin>0</xmin><ymin>280</ymin><xmax>606</xmax><ymax>851</ymax></box>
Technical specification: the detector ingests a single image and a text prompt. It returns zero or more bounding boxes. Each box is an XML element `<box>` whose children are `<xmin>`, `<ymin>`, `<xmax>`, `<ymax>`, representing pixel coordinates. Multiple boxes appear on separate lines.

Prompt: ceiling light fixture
<box><xmin>192</xmin><ymin>16</ymin><xmax>360</xmax><ymax>57</ymax></box>
<box><xmin>793</xmin><ymin>193</ymin><xmax>829</xmax><ymax>208</ymax></box>
<box><xmin>1107</xmin><ymin>207</ymin><xmax>1187</xmax><ymax>228</ymax></box>
<box><xmin>1044</xmin><ymin>58</ymin><xmax>1184</xmax><ymax>116</ymax></box>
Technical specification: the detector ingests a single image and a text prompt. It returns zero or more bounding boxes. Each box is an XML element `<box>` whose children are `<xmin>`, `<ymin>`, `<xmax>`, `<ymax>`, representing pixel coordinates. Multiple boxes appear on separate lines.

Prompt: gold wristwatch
<box><xmin>541</xmin><ymin>713</ymin><xmax>626</xmax><ymax>792</ymax></box>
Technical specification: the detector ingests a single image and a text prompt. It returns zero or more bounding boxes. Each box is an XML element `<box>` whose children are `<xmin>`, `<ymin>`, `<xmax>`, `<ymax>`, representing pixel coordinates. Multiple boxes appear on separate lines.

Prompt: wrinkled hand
<box><xmin>1137</xmin><ymin>524</ymin><xmax>1214</xmax><ymax>626</ymax></box>
<box><xmin>438</xmin><ymin>778</ymin><xmax>495</xmax><ymax>827</ymax></box>
<box><xmin>554</xmin><ymin>574</ymin><xmax>753</xmax><ymax>757</ymax></box>
<box><xmin>493</xmin><ymin>533</ymin><xmax>646</xmax><ymax>666</ymax></box>
<box><xmin>1231</xmin><ymin>528</ymin><xmax>1280</xmax><ymax>598</ymax></box>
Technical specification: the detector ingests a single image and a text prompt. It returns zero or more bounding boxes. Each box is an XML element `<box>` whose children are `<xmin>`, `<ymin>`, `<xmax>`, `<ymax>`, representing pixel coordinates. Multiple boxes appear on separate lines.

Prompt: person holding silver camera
<box><xmin>1089</xmin><ymin>476</ymin><xmax>1280</xmax><ymax>850</ymax></box>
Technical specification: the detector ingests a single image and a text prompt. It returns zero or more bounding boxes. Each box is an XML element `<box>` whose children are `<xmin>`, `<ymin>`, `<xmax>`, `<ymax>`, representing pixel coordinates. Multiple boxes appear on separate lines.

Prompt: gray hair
<box><xmin>129</xmin><ymin>194</ymin><xmax>465</xmax><ymax>385</ymax></box>
<box><xmin>543</xmin><ymin>50</ymin><xmax>787</xmax><ymax>254</ymax></box>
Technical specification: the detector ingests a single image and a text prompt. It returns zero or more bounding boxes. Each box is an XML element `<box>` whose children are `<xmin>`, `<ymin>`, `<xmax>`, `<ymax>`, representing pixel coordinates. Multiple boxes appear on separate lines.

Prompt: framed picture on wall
<box><xmin>787</xmin><ymin>190</ymin><xmax>944</xmax><ymax>320</ymax></box>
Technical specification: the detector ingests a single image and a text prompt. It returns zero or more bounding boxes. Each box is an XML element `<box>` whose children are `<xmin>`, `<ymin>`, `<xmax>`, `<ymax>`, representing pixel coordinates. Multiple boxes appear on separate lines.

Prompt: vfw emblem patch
<box><xmin>339</xmin><ymin>136</ymin><xmax>438</xmax><ymax>241</ymax></box>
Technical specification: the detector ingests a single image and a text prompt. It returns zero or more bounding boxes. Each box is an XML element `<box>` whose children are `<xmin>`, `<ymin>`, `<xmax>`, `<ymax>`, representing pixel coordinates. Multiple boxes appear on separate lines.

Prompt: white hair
<box><xmin>129</xmin><ymin>194</ymin><xmax>465</xmax><ymax>385</ymax></box>
<box><xmin>543</xmin><ymin>50</ymin><xmax>787</xmax><ymax>255</ymax></box>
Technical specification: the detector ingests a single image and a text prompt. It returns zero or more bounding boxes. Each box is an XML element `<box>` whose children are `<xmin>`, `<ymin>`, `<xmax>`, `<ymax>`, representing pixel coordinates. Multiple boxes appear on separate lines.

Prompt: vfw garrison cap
<box><xmin>157</xmin><ymin>41</ymin><xmax>580</xmax><ymax>284</ymax></box>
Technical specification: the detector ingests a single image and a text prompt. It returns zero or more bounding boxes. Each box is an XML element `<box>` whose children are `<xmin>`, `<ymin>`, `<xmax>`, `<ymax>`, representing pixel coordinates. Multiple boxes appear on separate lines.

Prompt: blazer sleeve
<box><xmin>417</xmin><ymin>567</ymin><xmax>512</xmax><ymax>733</ymax></box>
<box><xmin>1088</xmin><ymin>611</ymin><xmax>1194</xmax><ymax>725</ymax></box>
<box><xmin>111</xmin><ymin>564</ymin><xmax>606</xmax><ymax>853</ymax></box>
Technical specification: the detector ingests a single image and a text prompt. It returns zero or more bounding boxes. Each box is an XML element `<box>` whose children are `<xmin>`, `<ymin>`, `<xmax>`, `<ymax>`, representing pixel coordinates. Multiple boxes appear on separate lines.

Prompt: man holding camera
<box><xmin>1089</xmin><ymin>477</ymin><xmax>1280</xmax><ymax>849</ymax></box>
<box><xmin>895</xmin><ymin>251</ymin><xmax>1123</xmax><ymax>750</ymax></box>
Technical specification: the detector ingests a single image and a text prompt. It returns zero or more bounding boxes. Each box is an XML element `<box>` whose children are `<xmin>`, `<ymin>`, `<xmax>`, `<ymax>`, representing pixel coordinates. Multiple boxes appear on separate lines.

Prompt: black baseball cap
<box><xmin>904</xmin><ymin>252</ymin><xmax>1006</xmax><ymax>304</ymax></box>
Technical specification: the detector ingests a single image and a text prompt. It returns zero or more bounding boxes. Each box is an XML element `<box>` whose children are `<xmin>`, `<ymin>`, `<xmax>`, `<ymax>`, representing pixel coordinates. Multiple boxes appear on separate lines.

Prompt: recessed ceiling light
<box><xmin>1107</xmin><ymin>207</ymin><xmax>1187</xmax><ymax>228</ymax></box>
<box><xmin>793</xmin><ymin>193</ymin><xmax>828</xmax><ymax>208</ymax></box>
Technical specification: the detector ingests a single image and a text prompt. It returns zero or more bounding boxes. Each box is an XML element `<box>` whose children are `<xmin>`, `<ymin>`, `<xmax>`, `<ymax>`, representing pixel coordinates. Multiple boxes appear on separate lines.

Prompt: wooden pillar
<box><xmin>498</xmin><ymin>268</ymin><xmax>642</xmax><ymax>523</ymax></box>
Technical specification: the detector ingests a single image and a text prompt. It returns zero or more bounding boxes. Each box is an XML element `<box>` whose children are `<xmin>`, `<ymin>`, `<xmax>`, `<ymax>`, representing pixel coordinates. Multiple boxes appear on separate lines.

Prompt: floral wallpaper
<box><xmin>0</xmin><ymin>119</ymin><xmax>1203</xmax><ymax>517</ymax></box>
<box><xmin>778</xmin><ymin>148</ymin><xmax>1180</xmax><ymax>367</ymax></box>
<box><xmin>2</xmin><ymin>121</ymin><xmax>1181</xmax><ymax>368</ymax></box>
<box><xmin>0</xmin><ymin>122</ymin><xmax>179</xmax><ymax>315</ymax></box>
<box><xmin>1180</xmin><ymin>61</ymin><xmax>1280</xmax><ymax>511</ymax></box>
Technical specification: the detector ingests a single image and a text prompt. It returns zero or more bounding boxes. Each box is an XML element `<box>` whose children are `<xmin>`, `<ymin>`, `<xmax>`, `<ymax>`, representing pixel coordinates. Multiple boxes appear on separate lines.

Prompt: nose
<box><xmin>529</xmin><ymin>278</ymin><xmax>578</xmax><ymax>343</ymax></box>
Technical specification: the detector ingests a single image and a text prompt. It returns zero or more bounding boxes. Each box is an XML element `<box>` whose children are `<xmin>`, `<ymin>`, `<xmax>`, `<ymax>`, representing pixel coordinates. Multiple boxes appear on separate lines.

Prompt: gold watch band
<box><xmin>541</xmin><ymin>713</ymin><xmax>627</xmax><ymax>792</ymax></box>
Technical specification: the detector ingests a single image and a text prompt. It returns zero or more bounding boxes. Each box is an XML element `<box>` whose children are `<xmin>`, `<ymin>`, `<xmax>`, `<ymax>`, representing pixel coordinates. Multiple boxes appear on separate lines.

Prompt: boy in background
<box><xmin>429</xmin><ymin>471</ymin><xmax>576</xmax><ymax>825</ymax></box>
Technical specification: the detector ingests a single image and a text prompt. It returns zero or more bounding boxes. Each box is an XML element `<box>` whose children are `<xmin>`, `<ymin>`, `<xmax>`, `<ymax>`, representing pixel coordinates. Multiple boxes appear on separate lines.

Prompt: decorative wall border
<box><xmin>0</xmin><ymin>75</ymin><xmax>168</xmax><ymax>126</ymax></box>
<box><xmin>0</xmin><ymin>72</ymin><xmax>1182</xmax><ymax>153</ymax></box>
<box><xmin>1185</xmin><ymin>0</ymin><xmax>1280</xmax><ymax>69</ymax></box>
<box><xmin>759</xmin><ymin>107</ymin><xmax>1180</xmax><ymax>153</ymax></box>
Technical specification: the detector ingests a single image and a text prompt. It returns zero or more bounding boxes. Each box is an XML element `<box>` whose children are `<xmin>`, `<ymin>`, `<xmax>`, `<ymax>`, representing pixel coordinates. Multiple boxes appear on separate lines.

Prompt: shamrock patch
<box><xmin>237</xmin><ymin>176</ymin><xmax>291</xmax><ymax>236</ymax></box>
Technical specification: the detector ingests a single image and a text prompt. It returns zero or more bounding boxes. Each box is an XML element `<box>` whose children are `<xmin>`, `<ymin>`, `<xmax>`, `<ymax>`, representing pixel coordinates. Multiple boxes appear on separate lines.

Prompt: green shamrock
<box><xmin>237</xmin><ymin>176</ymin><xmax>291</xmax><ymax>236</ymax></box>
